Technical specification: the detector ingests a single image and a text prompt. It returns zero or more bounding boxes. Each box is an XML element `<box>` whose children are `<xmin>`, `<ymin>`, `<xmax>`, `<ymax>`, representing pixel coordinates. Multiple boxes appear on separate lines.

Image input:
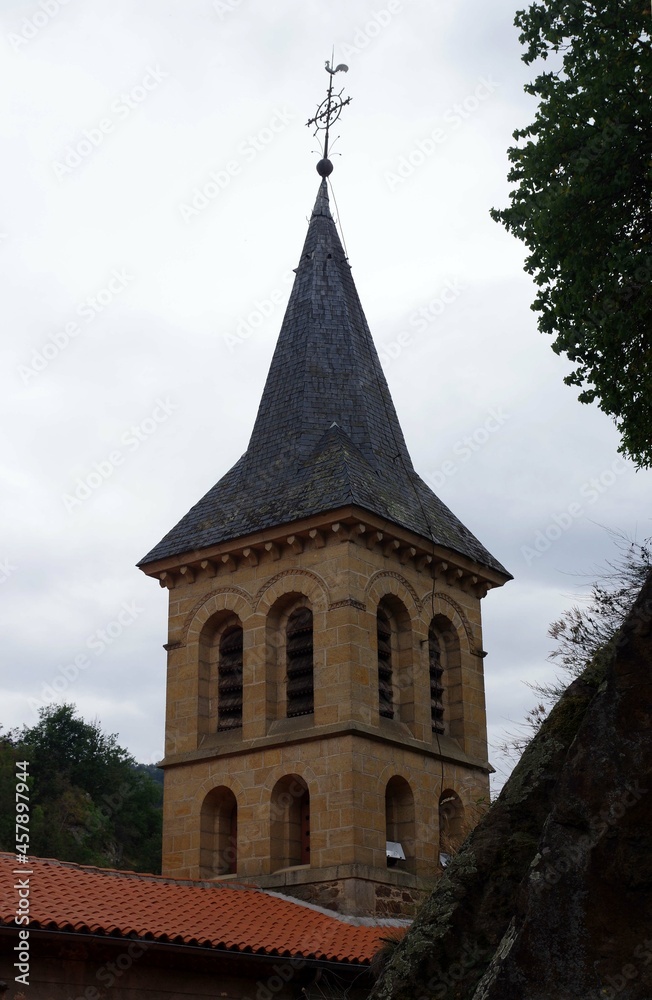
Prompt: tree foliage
<box><xmin>0</xmin><ymin>705</ymin><xmax>162</xmax><ymax>872</ymax></box>
<box><xmin>545</xmin><ymin>533</ymin><xmax>651</xmax><ymax>682</ymax></box>
<box><xmin>501</xmin><ymin>533</ymin><xmax>651</xmax><ymax>757</ymax></box>
<box><xmin>491</xmin><ymin>0</ymin><xmax>652</xmax><ymax>467</ymax></box>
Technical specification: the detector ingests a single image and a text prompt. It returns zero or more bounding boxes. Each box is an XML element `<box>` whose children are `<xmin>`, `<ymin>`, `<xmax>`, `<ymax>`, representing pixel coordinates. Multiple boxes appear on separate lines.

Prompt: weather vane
<box><xmin>306</xmin><ymin>53</ymin><xmax>352</xmax><ymax>176</ymax></box>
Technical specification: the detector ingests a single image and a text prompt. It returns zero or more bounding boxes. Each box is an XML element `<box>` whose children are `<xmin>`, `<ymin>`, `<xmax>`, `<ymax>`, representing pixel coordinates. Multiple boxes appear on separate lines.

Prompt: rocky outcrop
<box><xmin>372</xmin><ymin>573</ymin><xmax>652</xmax><ymax>1000</ymax></box>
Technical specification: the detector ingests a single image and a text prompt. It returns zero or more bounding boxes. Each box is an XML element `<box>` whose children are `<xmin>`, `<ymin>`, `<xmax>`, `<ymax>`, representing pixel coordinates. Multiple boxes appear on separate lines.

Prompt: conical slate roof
<box><xmin>140</xmin><ymin>181</ymin><xmax>507</xmax><ymax>575</ymax></box>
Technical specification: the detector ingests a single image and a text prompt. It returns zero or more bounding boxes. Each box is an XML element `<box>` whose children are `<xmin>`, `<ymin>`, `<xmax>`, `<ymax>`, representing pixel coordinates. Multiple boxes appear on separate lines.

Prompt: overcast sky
<box><xmin>2</xmin><ymin>0</ymin><xmax>649</xmax><ymax>793</ymax></box>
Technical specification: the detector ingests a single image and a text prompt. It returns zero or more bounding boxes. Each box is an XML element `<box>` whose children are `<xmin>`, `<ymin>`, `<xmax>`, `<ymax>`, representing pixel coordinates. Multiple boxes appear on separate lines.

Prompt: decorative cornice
<box><xmin>146</xmin><ymin>511</ymin><xmax>502</xmax><ymax>598</ymax></box>
<box><xmin>159</xmin><ymin>721</ymin><xmax>491</xmax><ymax>775</ymax></box>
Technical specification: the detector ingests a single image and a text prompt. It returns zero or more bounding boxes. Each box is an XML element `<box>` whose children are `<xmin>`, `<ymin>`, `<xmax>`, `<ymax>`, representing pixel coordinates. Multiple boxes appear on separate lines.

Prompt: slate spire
<box><xmin>140</xmin><ymin>181</ymin><xmax>507</xmax><ymax>576</ymax></box>
<box><xmin>242</xmin><ymin>179</ymin><xmax>413</xmax><ymax>479</ymax></box>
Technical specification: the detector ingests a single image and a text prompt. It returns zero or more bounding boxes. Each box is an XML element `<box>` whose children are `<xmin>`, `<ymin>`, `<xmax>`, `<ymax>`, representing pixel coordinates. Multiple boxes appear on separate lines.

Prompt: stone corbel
<box><xmin>200</xmin><ymin>559</ymin><xmax>218</xmax><ymax>578</ymax></box>
<box><xmin>366</xmin><ymin>530</ymin><xmax>383</xmax><ymax>550</ymax></box>
<box><xmin>445</xmin><ymin>567</ymin><xmax>464</xmax><ymax>588</ymax></box>
<box><xmin>309</xmin><ymin>529</ymin><xmax>325</xmax><ymax>549</ymax></box>
<box><xmin>433</xmin><ymin>561</ymin><xmax>449</xmax><ymax>580</ymax></box>
<box><xmin>221</xmin><ymin>554</ymin><xmax>238</xmax><ymax>572</ymax></box>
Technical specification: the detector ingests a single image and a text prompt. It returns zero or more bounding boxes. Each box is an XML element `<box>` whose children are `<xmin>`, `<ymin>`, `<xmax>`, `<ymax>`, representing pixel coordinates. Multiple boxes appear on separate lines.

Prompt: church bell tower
<box><xmin>139</xmin><ymin>72</ymin><xmax>510</xmax><ymax>917</ymax></box>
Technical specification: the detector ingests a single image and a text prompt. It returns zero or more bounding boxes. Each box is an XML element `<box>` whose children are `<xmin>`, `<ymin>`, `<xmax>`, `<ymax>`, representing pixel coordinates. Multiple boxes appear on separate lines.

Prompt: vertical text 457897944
<box><xmin>14</xmin><ymin>759</ymin><xmax>31</xmax><ymax>988</ymax></box>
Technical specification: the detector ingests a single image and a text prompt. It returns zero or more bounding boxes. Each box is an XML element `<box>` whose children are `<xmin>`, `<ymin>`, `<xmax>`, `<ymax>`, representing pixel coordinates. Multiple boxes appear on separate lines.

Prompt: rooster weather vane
<box><xmin>306</xmin><ymin>56</ymin><xmax>352</xmax><ymax>176</ymax></box>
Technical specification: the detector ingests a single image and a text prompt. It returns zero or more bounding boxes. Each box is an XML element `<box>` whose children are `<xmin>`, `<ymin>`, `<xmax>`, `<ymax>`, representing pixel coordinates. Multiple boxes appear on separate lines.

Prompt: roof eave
<box><xmin>138</xmin><ymin>504</ymin><xmax>511</xmax><ymax>594</ymax></box>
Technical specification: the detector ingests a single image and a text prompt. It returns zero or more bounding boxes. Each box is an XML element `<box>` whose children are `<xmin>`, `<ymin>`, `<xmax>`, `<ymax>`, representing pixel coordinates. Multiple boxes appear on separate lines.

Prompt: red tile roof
<box><xmin>0</xmin><ymin>854</ymin><xmax>404</xmax><ymax>964</ymax></box>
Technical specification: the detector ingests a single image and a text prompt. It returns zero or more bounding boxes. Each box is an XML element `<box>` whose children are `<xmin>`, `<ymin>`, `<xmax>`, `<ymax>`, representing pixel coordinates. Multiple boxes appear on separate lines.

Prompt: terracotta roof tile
<box><xmin>0</xmin><ymin>854</ymin><xmax>404</xmax><ymax>963</ymax></box>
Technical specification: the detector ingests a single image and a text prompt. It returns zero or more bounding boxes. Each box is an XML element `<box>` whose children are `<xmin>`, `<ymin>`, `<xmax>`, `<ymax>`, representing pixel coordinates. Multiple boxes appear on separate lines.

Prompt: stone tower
<box><xmin>139</xmin><ymin>179</ymin><xmax>510</xmax><ymax>917</ymax></box>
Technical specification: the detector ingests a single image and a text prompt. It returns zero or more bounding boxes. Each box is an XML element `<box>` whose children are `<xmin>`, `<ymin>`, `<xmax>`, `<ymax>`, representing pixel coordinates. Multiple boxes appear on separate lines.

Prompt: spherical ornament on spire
<box><xmin>316</xmin><ymin>158</ymin><xmax>333</xmax><ymax>177</ymax></box>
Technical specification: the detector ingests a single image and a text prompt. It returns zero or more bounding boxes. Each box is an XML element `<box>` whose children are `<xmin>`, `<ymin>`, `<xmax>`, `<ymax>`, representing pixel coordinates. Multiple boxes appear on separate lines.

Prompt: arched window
<box><xmin>439</xmin><ymin>789</ymin><xmax>465</xmax><ymax>864</ymax></box>
<box><xmin>198</xmin><ymin>613</ymin><xmax>243</xmax><ymax>737</ymax></box>
<box><xmin>200</xmin><ymin>786</ymin><xmax>238</xmax><ymax>877</ymax></box>
<box><xmin>270</xmin><ymin>775</ymin><xmax>310</xmax><ymax>870</ymax></box>
<box><xmin>428</xmin><ymin>623</ymin><xmax>445</xmax><ymax>735</ymax></box>
<box><xmin>385</xmin><ymin>776</ymin><xmax>415</xmax><ymax>871</ymax></box>
<box><xmin>376</xmin><ymin>598</ymin><xmax>414</xmax><ymax>724</ymax></box>
<box><xmin>377</xmin><ymin>608</ymin><xmax>394</xmax><ymax>719</ymax></box>
<box><xmin>428</xmin><ymin>616</ymin><xmax>462</xmax><ymax>740</ymax></box>
<box><xmin>286</xmin><ymin>607</ymin><xmax>314</xmax><ymax>717</ymax></box>
<box><xmin>218</xmin><ymin>625</ymin><xmax>243</xmax><ymax>731</ymax></box>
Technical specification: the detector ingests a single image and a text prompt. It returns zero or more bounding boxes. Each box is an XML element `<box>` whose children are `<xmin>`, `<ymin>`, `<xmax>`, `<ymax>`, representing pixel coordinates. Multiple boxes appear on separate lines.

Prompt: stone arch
<box><xmin>375</xmin><ymin>594</ymin><xmax>415</xmax><ymax>726</ymax></box>
<box><xmin>182</xmin><ymin>592</ymin><xmax>256</xmax><ymax>741</ymax></box>
<box><xmin>195</xmin><ymin>609</ymin><xmax>246</xmax><ymax>737</ymax></box>
<box><xmin>427</xmin><ymin>610</ymin><xmax>464</xmax><ymax>742</ymax></box>
<box><xmin>270</xmin><ymin>773</ymin><xmax>311</xmax><ymax>871</ymax></box>
<box><xmin>256</xmin><ymin>573</ymin><xmax>327</xmax><ymax>725</ymax></box>
<box><xmin>199</xmin><ymin>784</ymin><xmax>239</xmax><ymax>878</ymax></box>
<box><xmin>217</xmin><ymin>623</ymin><xmax>244</xmax><ymax>731</ymax></box>
<box><xmin>367</xmin><ymin>576</ymin><xmax>418</xmax><ymax>728</ymax></box>
<box><xmin>196</xmin><ymin>771</ymin><xmax>246</xmax><ymax>804</ymax></box>
<box><xmin>421</xmin><ymin>592</ymin><xmax>473</xmax><ymax>652</ymax></box>
<box><xmin>385</xmin><ymin>775</ymin><xmax>416</xmax><ymax>872</ymax></box>
<box><xmin>365</xmin><ymin>570</ymin><xmax>422</xmax><ymax>618</ymax></box>
<box><xmin>260</xmin><ymin>761</ymin><xmax>318</xmax><ymax>796</ymax></box>
<box><xmin>285</xmin><ymin>605</ymin><xmax>314</xmax><ymax>718</ymax></box>
<box><xmin>439</xmin><ymin>788</ymin><xmax>465</xmax><ymax>862</ymax></box>
<box><xmin>184</xmin><ymin>587</ymin><xmax>255</xmax><ymax>646</ymax></box>
<box><xmin>253</xmin><ymin>569</ymin><xmax>330</xmax><ymax>615</ymax></box>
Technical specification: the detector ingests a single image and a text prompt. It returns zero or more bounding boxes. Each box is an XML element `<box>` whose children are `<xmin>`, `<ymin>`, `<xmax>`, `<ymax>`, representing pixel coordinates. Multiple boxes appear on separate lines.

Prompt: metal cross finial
<box><xmin>306</xmin><ymin>52</ymin><xmax>352</xmax><ymax>176</ymax></box>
